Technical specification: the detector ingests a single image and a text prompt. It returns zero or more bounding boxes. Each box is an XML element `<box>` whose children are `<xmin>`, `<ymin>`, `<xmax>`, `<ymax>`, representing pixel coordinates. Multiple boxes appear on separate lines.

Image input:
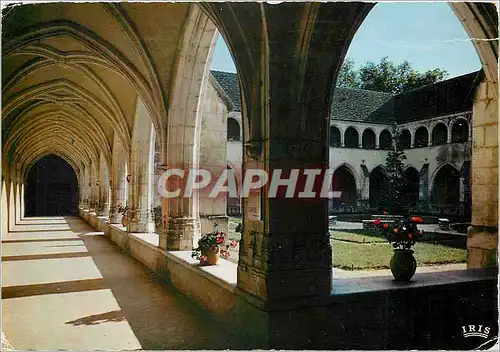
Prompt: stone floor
<box><xmin>2</xmin><ymin>217</ymin><xmax>241</xmax><ymax>350</ymax></box>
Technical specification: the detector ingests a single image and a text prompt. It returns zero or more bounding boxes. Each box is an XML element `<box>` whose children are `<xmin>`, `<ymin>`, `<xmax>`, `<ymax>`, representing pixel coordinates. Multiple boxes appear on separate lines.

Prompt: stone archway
<box><xmin>405</xmin><ymin>167</ymin><xmax>420</xmax><ymax>206</ymax></box>
<box><xmin>369</xmin><ymin>166</ymin><xmax>388</xmax><ymax>209</ymax></box>
<box><xmin>362</xmin><ymin>129</ymin><xmax>376</xmax><ymax>149</ymax></box>
<box><xmin>25</xmin><ymin>155</ymin><xmax>79</xmax><ymax>216</ymax></box>
<box><xmin>332</xmin><ymin>165</ymin><xmax>357</xmax><ymax>206</ymax></box>
<box><xmin>431</xmin><ymin>164</ymin><xmax>460</xmax><ymax>206</ymax></box>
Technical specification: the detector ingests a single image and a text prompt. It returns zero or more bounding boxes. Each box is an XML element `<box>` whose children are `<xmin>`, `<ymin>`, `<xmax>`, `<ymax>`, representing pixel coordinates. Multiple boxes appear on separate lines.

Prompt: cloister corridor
<box><xmin>2</xmin><ymin>217</ymin><xmax>242</xmax><ymax>350</ymax></box>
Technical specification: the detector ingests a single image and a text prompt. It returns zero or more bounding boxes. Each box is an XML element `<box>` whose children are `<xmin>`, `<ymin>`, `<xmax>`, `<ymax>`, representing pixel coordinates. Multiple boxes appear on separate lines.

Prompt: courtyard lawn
<box><xmin>332</xmin><ymin>239</ymin><xmax>466</xmax><ymax>270</ymax></box>
<box><xmin>226</xmin><ymin>222</ymin><xmax>467</xmax><ymax>270</ymax></box>
<box><xmin>330</xmin><ymin>231</ymin><xmax>386</xmax><ymax>243</ymax></box>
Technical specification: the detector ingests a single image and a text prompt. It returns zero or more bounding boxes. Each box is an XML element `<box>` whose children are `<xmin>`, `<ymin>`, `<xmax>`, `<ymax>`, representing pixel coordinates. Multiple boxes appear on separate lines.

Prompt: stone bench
<box><xmin>438</xmin><ymin>218</ymin><xmax>450</xmax><ymax>230</ymax></box>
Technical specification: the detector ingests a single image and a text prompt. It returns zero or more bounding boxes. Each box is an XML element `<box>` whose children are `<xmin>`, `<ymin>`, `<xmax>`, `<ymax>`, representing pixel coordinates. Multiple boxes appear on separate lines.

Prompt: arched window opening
<box><xmin>451</xmin><ymin>120</ymin><xmax>468</xmax><ymax>143</ymax></box>
<box><xmin>379</xmin><ymin>130</ymin><xmax>392</xmax><ymax>150</ymax></box>
<box><xmin>330</xmin><ymin>126</ymin><xmax>341</xmax><ymax>147</ymax></box>
<box><xmin>227</xmin><ymin>118</ymin><xmax>240</xmax><ymax>141</ymax></box>
<box><xmin>432</xmin><ymin>123</ymin><xmax>448</xmax><ymax>145</ymax></box>
<box><xmin>431</xmin><ymin>165</ymin><xmax>460</xmax><ymax>206</ymax></box>
<box><xmin>362</xmin><ymin>129</ymin><xmax>376</xmax><ymax>149</ymax></box>
<box><xmin>369</xmin><ymin>166</ymin><xmax>388</xmax><ymax>209</ymax></box>
<box><xmin>344</xmin><ymin>127</ymin><xmax>359</xmax><ymax>148</ymax></box>
<box><xmin>405</xmin><ymin>167</ymin><xmax>419</xmax><ymax>205</ymax></box>
<box><xmin>415</xmin><ymin>127</ymin><xmax>429</xmax><ymax>148</ymax></box>
<box><xmin>331</xmin><ymin>166</ymin><xmax>357</xmax><ymax>206</ymax></box>
<box><xmin>25</xmin><ymin>155</ymin><xmax>79</xmax><ymax>216</ymax></box>
<box><xmin>400</xmin><ymin>129</ymin><xmax>411</xmax><ymax>149</ymax></box>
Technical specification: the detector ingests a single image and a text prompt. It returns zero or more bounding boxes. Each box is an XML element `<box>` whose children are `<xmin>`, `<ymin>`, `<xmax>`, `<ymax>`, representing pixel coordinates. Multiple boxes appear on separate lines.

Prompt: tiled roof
<box><xmin>330</xmin><ymin>88</ymin><xmax>394</xmax><ymax>123</ymax></box>
<box><xmin>392</xmin><ymin>70</ymin><xmax>481</xmax><ymax>123</ymax></box>
<box><xmin>209</xmin><ymin>69</ymin><xmax>480</xmax><ymax>122</ymax></box>
<box><xmin>210</xmin><ymin>70</ymin><xmax>242</xmax><ymax>111</ymax></box>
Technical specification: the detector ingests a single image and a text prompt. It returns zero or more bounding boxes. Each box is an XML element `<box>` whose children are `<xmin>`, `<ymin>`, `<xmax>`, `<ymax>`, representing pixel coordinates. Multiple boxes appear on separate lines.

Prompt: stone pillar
<box><xmin>97</xmin><ymin>154</ymin><xmax>110</xmax><ymax>217</ymax></box>
<box><xmin>109</xmin><ymin>137</ymin><xmax>128</xmax><ymax>224</ymax></box>
<box><xmin>127</xmin><ymin>98</ymin><xmax>154</xmax><ymax>233</ymax></box>
<box><xmin>90</xmin><ymin>164</ymin><xmax>99</xmax><ymax>213</ymax></box>
<box><xmin>8</xmin><ymin>181</ymin><xmax>15</xmax><ymax>231</ymax></box>
<box><xmin>82</xmin><ymin>166</ymin><xmax>91</xmax><ymax>210</ymax></box>
<box><xmin>204</xmin><ymin>2</ymin><xmax>375</xmax><ymax>313</ymax></box>
<box><xmin>2</xmin><ymin>178</ymin><xmax>9</xmax><ymax>235</ymax></box>
<box><xmin>14</xmin><ymin>181</ymin><xmax>21</xmax><ymax>224</ymax></box>
<box><xmin>160</xmin><ymin>9</ymin><xmax>216</xmax><ymax>250</ymax></box>
<box><xmin>360</xmin><ymin>164</ymin><xmax>370</xmax><ymax>208</ymax></box>
<box><xmin>468</xmin><ymin>78</ymin><xmax>498</xmax><ymax>268</ymax></box>
<box><xmin>410</xmin><ymin>129</ymin><xmax>415</xmax><ymax>148</ymax></box>
<box><xmin>447</xmin><ymin>123</ymin><xmax>453</xmax><ymax>144</ymax></box>
<box><xmin>18</xmin><ymin>182</ymin><xmax>24</xmax><ymax>221</ymax></box>
<box><xmin>198</xmin><ymin>78</ymin><xmax>229</xmax><ymax>236</ymax></box>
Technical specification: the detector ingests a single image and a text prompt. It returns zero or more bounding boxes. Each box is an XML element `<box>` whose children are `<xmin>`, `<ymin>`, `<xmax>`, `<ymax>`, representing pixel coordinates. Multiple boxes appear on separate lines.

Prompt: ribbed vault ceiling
<box><xmin>2</xmin><ymin>2</ymin><xmax>192</xmax><ymax>179</ymax></box>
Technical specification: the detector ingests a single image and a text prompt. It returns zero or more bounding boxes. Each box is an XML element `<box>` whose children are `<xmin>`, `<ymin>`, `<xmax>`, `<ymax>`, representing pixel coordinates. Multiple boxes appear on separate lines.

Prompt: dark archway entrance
<box><xmin>332</xmin><ymin>166</ymin><xmax>357</xmax><ymax>206</ymax></box>
<box><xmin>405</xmin><ymin>167</ymin><xmax>420</xmax><ymax>205</ymax></box>
<box><xmin>25</xmin><ymin>155</ymin><xmax>79</xmax><ymax>216</ymax></box>
<box><xmin>369</xmin><ymin>166</ymin><xmax>389</xmax><ymax>209</ymax></box>
<box><xmin>431</xmin><ymin>164</ymin><xmax>460</xmax><ymax>206</ymax></box>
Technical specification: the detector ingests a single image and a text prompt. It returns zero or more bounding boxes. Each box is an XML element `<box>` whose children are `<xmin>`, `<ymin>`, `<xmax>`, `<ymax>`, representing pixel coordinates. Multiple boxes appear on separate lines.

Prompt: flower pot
<box><xmin>201</xmin><ymin>246</ymin><xmax>219</xmax><ymax>265</ymax></box>
<box><xmin>390</xmin><ymin>249</ymin><xmax>417</xmax><ymax>282</ymax></box>
<box><xmin>121</xmin><ymin>215</ymin><xmax>129</xmax><ymax>227</ymax></box>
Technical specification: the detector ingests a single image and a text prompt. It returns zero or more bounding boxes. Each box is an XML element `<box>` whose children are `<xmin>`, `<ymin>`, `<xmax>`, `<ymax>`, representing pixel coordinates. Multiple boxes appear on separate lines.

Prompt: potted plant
<box><xmin>117</xmin><ymin>203</ymin><xmax>129</xmax><ymax>227</ymax></box>
<box><xmin>191</xmin><ymin>226</ymin><xmax>238</xmax><ymax>266</ymax></box>
<box><xmin>151</xmin><ymin>206</ymin><xmax>162</xmax><ymax>230</ymax></box>
<box><xmin>375</xmin><ymin>216</ymin><xmax>424</xmax><ymax>282</ymax></box>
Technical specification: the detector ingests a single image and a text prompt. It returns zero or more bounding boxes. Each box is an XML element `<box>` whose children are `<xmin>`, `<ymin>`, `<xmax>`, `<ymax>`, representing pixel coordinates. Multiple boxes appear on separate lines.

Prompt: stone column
<box><xmin>19</xmin><ymin>182</ymin><xmax>24</xmax><ymax>221</ymax></box>
<box><xmin>410</xmin><ymin>128</ymin><xmax>415</xmax><ymax>148</ymax></box>
<box><xmin>8</xmin><ymin>181</ymin><xmax>15</xmax><ymax>231</ymax></box>
<box><xmin>2</xmin><ymin>178</ymin><xmax>9</xmax><ymax>235</ymax></box>
<box><xmin>203</xmin><ymin>2</ymin><xmax>375</xmax><ymax>312</ymax></box>
<box><xmin>14</xmin><ymin>181</ymin><xmax>21</xmax><ymax>224</ymax></box>
<box><xmin>468</xmin><ymin>78</ymin><xmax>498</xmax><ymax>268</ymax></box>
<box><xmin>97</xmin><ymin>154</ymin><xmax>110</xmax><ymax>217</ymax></box>
<box><xmin>127</xmin><ymin>98</ymin><xmax>154</xmax><ymax>233</ymax></box>
<box><xmin>198</xmin><ymin>80</ymin><xmax>229</xmax><ymax>236</ymax></box>
<box><xmin>160</xmin><ymin>9</ymin><xmax>216</xmax><ymax>250</ymax></box>
<box><xmin>82</xmin><ymin>166</ymin><xmax>91</xmax><ymax>210</ymax></box>
<box><xmin>90</xmin><ymin>164</ymin><xmax>99</xmax><ymax>213</ymax></box>
<box><xmin>109</xmin><ymin>137</ymin><xmax>128</xmax><ymax>224</ymax></box>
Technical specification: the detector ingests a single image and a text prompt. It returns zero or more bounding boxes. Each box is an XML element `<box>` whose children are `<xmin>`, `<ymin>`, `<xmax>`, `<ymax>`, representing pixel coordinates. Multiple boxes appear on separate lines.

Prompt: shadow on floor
<box><xmin>75</xmin><ymin>221</ymin><xmax>246</xmax><ymax>350</ymax></box>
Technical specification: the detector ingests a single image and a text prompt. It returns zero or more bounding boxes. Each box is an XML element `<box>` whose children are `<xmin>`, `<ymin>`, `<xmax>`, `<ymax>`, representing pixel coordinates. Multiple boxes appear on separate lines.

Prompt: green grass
<box><xmin>331</xmin><ymin>231</ymin><xmax>386</xmax><ymax>243</ymax></box>
<box><xmin>332</xmin><ymin>240</ymin><xmax>466</xmax><ymax>270</ymax></box>
<box><xmin>226</xmin><ymin>220</ymin><xmax>466</xmax><ymax>270</ymax></box>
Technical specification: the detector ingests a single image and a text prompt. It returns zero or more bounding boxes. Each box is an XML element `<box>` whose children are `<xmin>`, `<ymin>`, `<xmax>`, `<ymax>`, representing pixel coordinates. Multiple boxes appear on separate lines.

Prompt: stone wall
<box><xmin>199</xmin><ymin>76</ymin><xmax>229</xmax><ymax>235</ymax></box>
<box><xmin>468</xmin><ymin>78</ymin><xmax>498</xmax><ymax>268</ymax></box>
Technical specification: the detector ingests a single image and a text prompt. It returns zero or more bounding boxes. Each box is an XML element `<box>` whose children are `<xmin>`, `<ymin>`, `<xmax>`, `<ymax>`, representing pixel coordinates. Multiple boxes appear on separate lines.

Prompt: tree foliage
<box><xmin>336</xmin><ymin>57</ymin><xmax>448</xmax><ymax>94</ymax></box>
<box><xmin>383</xmin><ymin>123</ymin><xmax>408</xmax><ymax>214</ymax></box>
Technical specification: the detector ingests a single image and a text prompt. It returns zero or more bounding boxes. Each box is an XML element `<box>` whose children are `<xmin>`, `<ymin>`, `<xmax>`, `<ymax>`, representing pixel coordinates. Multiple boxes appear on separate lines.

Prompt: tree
<box><xmin>383</xmin><ymin>123</ymin><xmax>408</xmax><ymax>214</ymax></box>
<box><xmin>336</xmin><ymin>57</ymin><xmax>448</xmax><ymax>94</ymax></box>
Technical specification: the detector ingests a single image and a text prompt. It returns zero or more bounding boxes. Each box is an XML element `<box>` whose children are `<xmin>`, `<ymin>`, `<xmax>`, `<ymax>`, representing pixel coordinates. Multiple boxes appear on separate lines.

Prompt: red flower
<box><xmin>200</xmin><ymin>255</ymin><xmax>208</xmax><ymax>263</ymax></box>
<box><xmin>408</xmin><ymin>234</ymin><xmax>413</xmax><ymax>239</ymax></box>
<box><xmin>216</xmin><ymin>236</ymin><xmax>224</xmax><ymax>244</ymax></box>
<box><xmin>231</xmin><ymin>240</ymin><xmax>238</xmax><ymax>247</ymax></box>
<box><xmin>418</xmin><ymin>230</ymin><xmax>423</xmax><ymax>235</ymax></box>
<box><xmin>383</xmin><ymin>223</ymin><xmax>389</xmax><ymax>229</ymax></box>
<box><xmin>374</xmin><ymin>219</ymin><xmax>381</xmax><ymax>225</ymax></box>
<box><xmin>411</xmin><ymin>216</ymin><xmax>423</xmax><ymax>223</ymax></box>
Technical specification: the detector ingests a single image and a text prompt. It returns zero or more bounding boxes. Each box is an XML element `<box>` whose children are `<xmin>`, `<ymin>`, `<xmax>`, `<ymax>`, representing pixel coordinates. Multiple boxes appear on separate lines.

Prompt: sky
<box><xmin>210</xmin><ymin>2</ymin><xmax>482</xmax><ymax>79</ymax></box>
